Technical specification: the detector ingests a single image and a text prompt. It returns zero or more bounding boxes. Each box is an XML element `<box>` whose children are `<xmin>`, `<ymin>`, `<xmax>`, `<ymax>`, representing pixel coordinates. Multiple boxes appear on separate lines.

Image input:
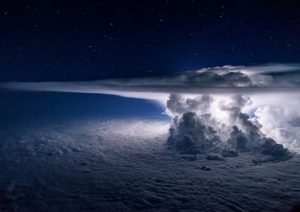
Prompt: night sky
<box><xmin>2</xmin><ymin>2</ymin><xmax>300</xmax><ymax>211</ymax></box>
<box><xmin>1</xmin><ymin>0</ymin><xmax>300</xmax><ymax>82</ymax></box>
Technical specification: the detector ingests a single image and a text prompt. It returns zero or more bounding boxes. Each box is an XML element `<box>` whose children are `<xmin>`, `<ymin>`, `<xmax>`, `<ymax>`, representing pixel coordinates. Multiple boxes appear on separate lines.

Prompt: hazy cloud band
<box><xmin>1</xmin><ymin>64</ymin><xmax>300</xmax><ymax>99</ymax></box>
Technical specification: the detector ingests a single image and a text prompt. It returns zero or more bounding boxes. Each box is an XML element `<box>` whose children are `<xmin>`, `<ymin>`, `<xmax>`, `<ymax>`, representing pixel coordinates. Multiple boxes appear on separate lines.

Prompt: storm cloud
<box><xmin>1</xmin><ymin>63</ymin><xmax>300</xmax><ymax>155</ymax></box>
<box><xmin>166</xmin><ymin>94</ymin><xmax>291</xmax><ymax>159</ymax></box>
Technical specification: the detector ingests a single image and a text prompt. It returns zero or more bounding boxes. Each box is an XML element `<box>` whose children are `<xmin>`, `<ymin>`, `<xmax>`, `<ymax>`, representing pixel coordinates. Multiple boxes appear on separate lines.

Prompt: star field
<box><xmin>1</xmin><ymin>0</ymin><xmax>300</xmax><ymax>82</ymax></box>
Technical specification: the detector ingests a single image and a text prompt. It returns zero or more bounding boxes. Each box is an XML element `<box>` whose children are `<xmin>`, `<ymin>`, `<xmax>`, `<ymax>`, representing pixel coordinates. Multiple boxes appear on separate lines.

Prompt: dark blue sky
<box><xmin>1</xmin><ymin>0</ymin><xmax>300</xmax><ymax>82</ymax></box>
<box><xmin>0</xmin><ymin>90</ymin><xmax>166</xmax><ymax>127</ymax></box>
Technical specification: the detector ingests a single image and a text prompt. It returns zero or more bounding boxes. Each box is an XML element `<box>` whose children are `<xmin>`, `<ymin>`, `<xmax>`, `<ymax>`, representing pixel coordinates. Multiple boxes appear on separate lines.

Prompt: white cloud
<box><xmin>1</xmin><ymin>64</ymin><xmax>300</xmax><ymax>99</ymax></box>
<box><xmin>1</xmin><ymin>63</ymin><xmax>300</xmax><ymax>154</ymax></box>
<box><xmin>253</xmin><ymin>105</ymin><xmax>300</xmax><ymax>152</ymax></box>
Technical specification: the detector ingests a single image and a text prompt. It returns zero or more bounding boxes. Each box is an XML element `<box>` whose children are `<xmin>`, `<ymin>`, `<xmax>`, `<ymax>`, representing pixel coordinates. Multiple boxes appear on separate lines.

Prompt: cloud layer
<box><xmin>1</xmin><ymin>63</ymin><xmax>300</xmax><ymax>154</ymax></box>
<box><xmin>1</xmin><ymin>64</ymin><xmax>300</xmax><ymax>99</ymax></box>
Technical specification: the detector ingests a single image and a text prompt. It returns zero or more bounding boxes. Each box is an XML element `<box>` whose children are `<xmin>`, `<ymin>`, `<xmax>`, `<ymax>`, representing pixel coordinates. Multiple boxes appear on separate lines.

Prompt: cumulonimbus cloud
<box><xmin>1</xmin><ymin>63</ymin><xmax>300</xmax><ymax>154</ymax></box>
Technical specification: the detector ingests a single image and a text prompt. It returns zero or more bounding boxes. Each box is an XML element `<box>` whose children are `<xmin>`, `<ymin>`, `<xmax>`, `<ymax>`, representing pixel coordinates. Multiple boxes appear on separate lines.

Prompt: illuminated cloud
<box><xmin>1</xmin><ymin>64</ymin><xmax>300</xmax><ymax>100</ymax></box>
<box><xmin>1</xmin><ymin>63</ymin><xmax>300</xmax><ymax>154</ymax></box>
<box><xmin>166</xmin><ymin>94</ymin><xmax>291</xmax><ymax>158</ymax></box>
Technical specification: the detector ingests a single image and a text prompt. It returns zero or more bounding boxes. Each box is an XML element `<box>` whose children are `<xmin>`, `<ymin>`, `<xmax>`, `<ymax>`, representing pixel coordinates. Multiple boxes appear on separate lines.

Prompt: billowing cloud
<box><xmin>1</xmin><ymin>63</ymin><xmax>300</xmax><ymax>155</ymax></box>
<box><xmin>166</xmin><ymin>94</ymin><xmax>291</xmax><ymax>159</ymax></box>
<box><xmin>253</xmin><ymin>105</ymin><xmax>300</xmax><ymax>152</ymax></box>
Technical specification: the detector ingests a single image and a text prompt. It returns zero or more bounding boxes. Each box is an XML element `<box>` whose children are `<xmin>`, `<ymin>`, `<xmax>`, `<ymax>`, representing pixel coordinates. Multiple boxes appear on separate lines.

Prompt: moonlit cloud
<box><xmin>1</xmin><ymin>63</ymin><xmax>300</xmax><ymax>153</ymax></box>
<box><xmin>1</xmin><ymin>64</ymin><xmax>300</xmax><ymax>100</ymax></box>
<box><xmin>253</xmin><ymin>105</ymin><xmax>300</xmax><ymax>152</ymax></box>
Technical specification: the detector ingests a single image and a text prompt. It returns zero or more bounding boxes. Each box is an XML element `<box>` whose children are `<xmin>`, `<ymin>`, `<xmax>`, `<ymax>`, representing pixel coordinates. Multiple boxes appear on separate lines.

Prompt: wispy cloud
<box><xmin>1</xmin><ymin>64</ymin><xmax>300</xmax><ymax>100</ymax></box>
